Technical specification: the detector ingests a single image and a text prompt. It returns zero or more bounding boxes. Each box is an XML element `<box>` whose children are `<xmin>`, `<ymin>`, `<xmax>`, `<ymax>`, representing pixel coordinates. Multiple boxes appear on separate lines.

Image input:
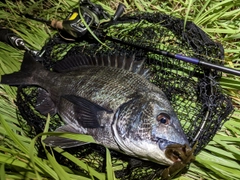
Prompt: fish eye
<box><xmin>157</xmin><ymin>113</ymin><xmax>170</xmax><ymax>125</ymax></box>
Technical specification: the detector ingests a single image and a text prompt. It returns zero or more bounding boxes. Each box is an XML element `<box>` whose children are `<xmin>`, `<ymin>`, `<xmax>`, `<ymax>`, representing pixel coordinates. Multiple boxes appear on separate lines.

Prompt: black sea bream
<box><xmin>0</xmin><ymin>52</ymin><xmax>189</xmax><ymax>165</ymax></box>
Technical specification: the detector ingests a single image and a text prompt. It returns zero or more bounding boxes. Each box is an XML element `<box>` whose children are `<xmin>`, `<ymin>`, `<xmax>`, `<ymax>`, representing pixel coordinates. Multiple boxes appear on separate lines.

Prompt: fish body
<box><xmin>1</xmin><ymin>52</ymin><xmax>189</xmax><ymax>165</ymax></box>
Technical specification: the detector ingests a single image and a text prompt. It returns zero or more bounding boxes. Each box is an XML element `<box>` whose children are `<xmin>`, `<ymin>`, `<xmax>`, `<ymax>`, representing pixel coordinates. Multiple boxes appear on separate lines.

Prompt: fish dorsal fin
<box><xmin>53</xmin><ymin>55</ymin><xmax>92</xmax><ymax>72</ymax></box>
<box><xmin>52</xmin><ymin>54</ymin><xmax>149</xmax><ymax>77</ymax></box>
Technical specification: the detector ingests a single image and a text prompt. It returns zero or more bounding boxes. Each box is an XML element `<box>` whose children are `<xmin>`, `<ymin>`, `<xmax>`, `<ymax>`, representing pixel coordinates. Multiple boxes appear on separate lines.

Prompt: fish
<box><xmin>0</xmin><ymin>51</ymin><xmax>190</xmax><ymax>165</ymax></box>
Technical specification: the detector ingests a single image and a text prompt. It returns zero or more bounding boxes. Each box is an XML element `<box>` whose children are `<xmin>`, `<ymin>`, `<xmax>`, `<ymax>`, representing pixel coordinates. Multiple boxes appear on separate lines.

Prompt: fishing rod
<box><xmin>4</xmin><ymin>0</ymin><xmax>240</xmax><ymax>76</ymax></box>
<box><xmin>103</xmin><ymin>36</ymin><xmax>240</xmax><ymax>76</ymax></box>
<box><xmin>23</xmin><ymin>3</ymin><xmax>240</xmax><ymax>77</ymax></box>
<box><xmin>23</xmin><ymin>0</ymin><xmax>125</xmax><ymax>40</ymax></box>
<box><xmin>0</xmin><ymin>1</ymin><xmax>124</xmax><ymax>55</ymax></box>
<box><xmin>0</xmin><ymin>0</ymin><xmax>125</xmax><ymax>59</ymax></box>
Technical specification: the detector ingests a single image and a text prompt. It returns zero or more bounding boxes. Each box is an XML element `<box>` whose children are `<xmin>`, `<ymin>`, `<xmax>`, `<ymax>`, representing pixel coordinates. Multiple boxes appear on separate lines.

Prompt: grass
<box><xmin>0</xmin><ymin>0</ymin><xmax>240</xmax><ymax>179</ymax></box>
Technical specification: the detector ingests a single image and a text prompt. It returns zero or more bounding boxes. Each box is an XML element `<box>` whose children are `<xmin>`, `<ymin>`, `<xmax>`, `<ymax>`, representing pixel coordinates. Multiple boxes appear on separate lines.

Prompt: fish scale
<box><xmin>0</xmin><ymin>52</ymin><xmax>190</xmax><ymax>165</ymax></box>
<box><xmin>56</xmin><ymin>66</ymin><xmax>145</xmax><ymax>131</ymax></box>
<box><xmin>70</xmin><ymin>67</ymin><xmax>141</xmax><ymax>104</ymax></box>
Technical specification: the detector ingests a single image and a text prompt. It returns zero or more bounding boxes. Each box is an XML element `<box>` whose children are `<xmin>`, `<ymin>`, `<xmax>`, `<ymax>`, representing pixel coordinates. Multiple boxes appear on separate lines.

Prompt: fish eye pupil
<box><xmin>157</xmin><ymin>113</ymin><xmax>170</xmax><ymax>125</ymax></box>
<box><xmin>160</xmin><ymin>118</ymin><xmax>167</xmax><ymax>124</ymax></box>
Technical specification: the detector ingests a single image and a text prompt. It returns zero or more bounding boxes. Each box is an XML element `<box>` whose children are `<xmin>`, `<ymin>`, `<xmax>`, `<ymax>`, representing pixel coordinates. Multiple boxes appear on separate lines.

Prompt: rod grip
<box><xmin>51</xmin><ymin>19</ymin><xmax>63</xmax><ymax>29</ymax></box>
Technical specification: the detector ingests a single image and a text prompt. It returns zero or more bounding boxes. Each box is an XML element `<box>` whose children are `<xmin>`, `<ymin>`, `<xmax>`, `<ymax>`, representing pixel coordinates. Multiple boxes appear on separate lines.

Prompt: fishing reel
<box><xmin>24</xmin><ymin>0</ymin><xmax>125</xmax><ymax>40</ymax></box>
<box><xmin>57</xmin><ymin>0</ymin><xmax>125</xmax><ymax>39</ymax></box>
<box><xmin>57</xmin><ymin>0</ymin><xmax>111</xmax><ymax>39</ymax></box>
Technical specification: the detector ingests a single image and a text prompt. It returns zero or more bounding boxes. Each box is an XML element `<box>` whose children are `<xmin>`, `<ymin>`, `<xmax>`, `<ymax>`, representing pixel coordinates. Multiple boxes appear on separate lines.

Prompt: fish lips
<box><xmin>157</xmin><ymin>138</ymin><xmax>176</xmax><ymax>150</ymax></box>
<box><xmin>165</xmin><ymin>143</ymin><xmax>194</xmax><ymax>163</ymax></box>
<box><xmin>154</xmin><ymin>138</ymin><xmax>193</xmax><ymax>163</ymax></box>
<box><xmin>153</xmin><ymin>136</ymin><xmax>188</xmax><ymax>151</ymax></box>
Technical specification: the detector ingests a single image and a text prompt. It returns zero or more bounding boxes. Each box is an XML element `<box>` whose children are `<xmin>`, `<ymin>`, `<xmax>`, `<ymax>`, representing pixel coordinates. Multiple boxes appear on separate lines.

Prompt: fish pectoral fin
<box><xmin>43</xmin><ymin>124</ymin><xmax>88</xmax><ymax>148</ymax></box>
<box><xmin>62</xmin><ymin>95</ymin><xmax>113</xmax><ymax>128</ymax></box>
<box><xmin>35</xmin><ymin>88</ymin><xmax>57</xmax><ymax>116</ymax></box>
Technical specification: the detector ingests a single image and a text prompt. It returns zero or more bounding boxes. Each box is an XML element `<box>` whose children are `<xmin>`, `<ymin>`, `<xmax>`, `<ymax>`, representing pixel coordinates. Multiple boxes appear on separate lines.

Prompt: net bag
<box><xmin>16</xmin><ymin>11</ymin><xmax>233</xmax><ymax>179</ymax></box>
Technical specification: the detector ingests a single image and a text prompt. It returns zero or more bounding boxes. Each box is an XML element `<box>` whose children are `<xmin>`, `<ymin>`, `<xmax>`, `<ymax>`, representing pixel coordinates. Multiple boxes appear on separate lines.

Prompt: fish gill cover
<box><xmin>15</xmin><ymin>11</ymin><xmax>233</xmax><ymax>180</ymax></box>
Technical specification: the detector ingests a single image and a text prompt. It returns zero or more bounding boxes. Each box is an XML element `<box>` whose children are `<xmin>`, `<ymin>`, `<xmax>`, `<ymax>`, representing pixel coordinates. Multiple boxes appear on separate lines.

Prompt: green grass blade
<box><xmin>0</xmin><ymin>163</ymin><xmax>6</xmax><ymax>180</ymax></box>
<box><xmin>54</xmin><ymin>147</ymin><xmax>105</xmax><ymax>180</ymax></box>
<box><xmin>106</xmin><ymin>148</ymin><xmax>116</xmax><ymax>180</ymax></box>
<box><xmin>184</xmin><ymin>0</ymin><xmax>194</xmax><ymax>29</ymax></box>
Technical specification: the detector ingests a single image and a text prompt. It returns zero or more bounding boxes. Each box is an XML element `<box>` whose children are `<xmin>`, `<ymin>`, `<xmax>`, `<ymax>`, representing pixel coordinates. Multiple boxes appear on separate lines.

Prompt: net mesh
<box><xmin>16</xmin><ymin>12</ymin><xmax>233</xmax><ymax>179</ymax></box>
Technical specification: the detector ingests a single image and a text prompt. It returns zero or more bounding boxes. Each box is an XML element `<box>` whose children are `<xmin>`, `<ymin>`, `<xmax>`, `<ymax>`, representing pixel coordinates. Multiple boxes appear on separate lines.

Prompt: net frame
<box><xmin>15</xmin><ymin>12</ymin><xmax>233</xmax><ymax>179</ymax></box>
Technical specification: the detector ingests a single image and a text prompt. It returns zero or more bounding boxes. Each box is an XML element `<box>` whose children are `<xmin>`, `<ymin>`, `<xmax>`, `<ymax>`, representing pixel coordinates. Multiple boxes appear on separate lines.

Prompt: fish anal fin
<box><xmin>63</xmin><ymin>95</ymin><xmax>113</xmax><ymax>128</ymax></box>
<box><xmin>43</xmin><ymin>124</ymin><xmax>88</xmax><ymax>148</ymax></box>
<box><xmin>43</xmin><ymin>136</ymin><xmax>88</xmax><ymax>148</ymax></box>
<box><xmin>35</xmin><ymin>88</ymin><xmax>57</xmax><ymax>116</ymax></box>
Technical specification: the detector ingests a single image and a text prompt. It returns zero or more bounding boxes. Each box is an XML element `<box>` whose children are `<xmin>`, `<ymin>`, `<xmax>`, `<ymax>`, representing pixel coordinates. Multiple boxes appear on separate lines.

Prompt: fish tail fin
<box><xmin>1</xmin><ymin>51</ymin><xmax>43</xmax><ymax>85</ymax></box>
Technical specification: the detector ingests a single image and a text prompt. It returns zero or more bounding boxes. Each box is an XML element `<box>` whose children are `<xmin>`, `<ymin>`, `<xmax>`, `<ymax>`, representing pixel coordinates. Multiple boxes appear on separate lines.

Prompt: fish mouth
<box><xmin>152</xmin><ymin>137</ymin><xmax>192</xmax><ymax>163</ymax></box>
<box><xmin>154</xmin><ymin>138</ymin><xmax>176</xmax><ymax>151</ymax></box>
<box><xmin>165</xmin><ymin>143</ymin><xmax>193</xmax><ymax>163</ymax></box>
